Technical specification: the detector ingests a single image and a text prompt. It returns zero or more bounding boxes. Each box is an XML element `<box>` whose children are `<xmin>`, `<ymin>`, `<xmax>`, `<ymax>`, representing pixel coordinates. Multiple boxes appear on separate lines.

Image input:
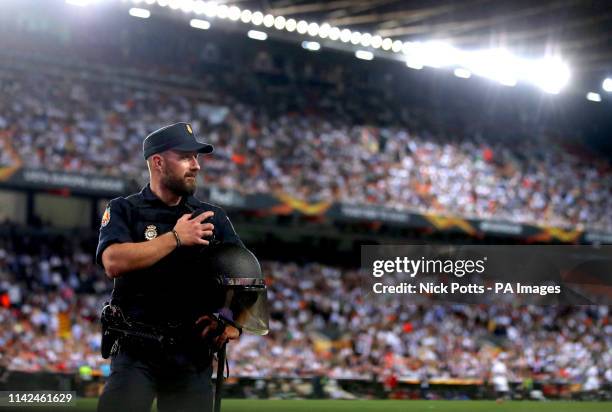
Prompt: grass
<box><xmin>17</xmin><ymin>398</ymin><xmax>612</xmax><ymax>412</ymax></box>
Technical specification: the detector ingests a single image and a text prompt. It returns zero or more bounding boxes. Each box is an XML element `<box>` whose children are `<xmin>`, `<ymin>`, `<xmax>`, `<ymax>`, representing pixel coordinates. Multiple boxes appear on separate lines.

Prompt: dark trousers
<box><xmin>97</xmin><ymin>347</ymin><xmax>214</xmax><ymax>412</ymax></box>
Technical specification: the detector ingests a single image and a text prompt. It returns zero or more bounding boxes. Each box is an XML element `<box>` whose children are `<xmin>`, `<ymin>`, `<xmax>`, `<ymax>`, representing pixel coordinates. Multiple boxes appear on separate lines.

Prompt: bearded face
<box><xmin>160</xmin><ymin>151</ymin><xmax>199</xmax><ymax>196</ymax></box>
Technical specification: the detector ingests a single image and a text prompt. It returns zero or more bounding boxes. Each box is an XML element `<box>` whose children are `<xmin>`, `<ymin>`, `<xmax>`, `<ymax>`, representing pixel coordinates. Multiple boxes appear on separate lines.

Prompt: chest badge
<box><xmin>144</xmin><ymin>225</ymin><xmax>158</xmax><ymax>240</ymax></box>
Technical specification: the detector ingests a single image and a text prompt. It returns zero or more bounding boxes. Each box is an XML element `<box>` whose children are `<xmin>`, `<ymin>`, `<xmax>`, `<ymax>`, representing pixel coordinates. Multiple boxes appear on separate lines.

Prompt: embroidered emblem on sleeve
<box><xmin>101</xmin><ymin>206</ymin><xmax>111</xmax><ymax>227</ymax></box>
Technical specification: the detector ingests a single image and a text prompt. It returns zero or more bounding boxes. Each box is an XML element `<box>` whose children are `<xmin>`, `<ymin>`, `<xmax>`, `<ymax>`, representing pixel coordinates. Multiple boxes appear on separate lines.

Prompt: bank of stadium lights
<box><xmin>381</xmin><ymin>38</ymin><xmax>393</xmax><ymax>51</ymax></box>
<box><xmin>247</xmin><ymin>30</ymin><xmax>267</xmax><ymax>41</ymax></box>
<box><xmin>308</xmin><ymin>23</ymin><xmax>319</xmax><ymax>37</ymax></box>
<box><xmin>391</xmin><ymin>40</ymin><xmax>403</xmax><ymax>53</ymax></box>
<box><xmin>274</xmin><ymin>16</ymin><xmax>286</xmax><ymax>30</ymax></box>
<box><xmin>460</xmin><ymin>48</ymin><xmax>520</xmax><ymax>87</ymax></box>
<box><xmin>406</xmin><ymin>60</ymin><xmax>424</xmax><ymax>70</ymax></box>
<box><xmin>498</xmin><ymin>76</ymin><xmax>518</xmax><ymax>87</ymax></box>
<box><xmin>133</xmin><ymin>0</ymin><xmax>573</xmax><ymax>94</ymax></box>
<box><xmin>340</xmin><ymin>29</ymin><xmax>352</xmax><ymax>43</ymax></box>
<box><xmin>189</xmin><ymin>18</ymin><xmax>210</xmax><ymax>30</ymax></box>
<box><xmin>251</xmin><ymin>12</ymin><xmax>263</xmax><ymax>25</ymax></box>
<box><xmin>527</xmin><ymin>57</ymin><xmax>570</xmax><ymax>94</ymax></box>
<box><xmin>296</xmin><ymin>20</ymin><xmax>308</xmax><ymax>35</ymax></box>
<box><xmin>603</xmin><ymin>78</ymin><xmax>612</xmax><ymax>92</ymax></box>
<box><xmin>586</xmin><ymin>92</ymin><xmax>602</xmax><ymax>103</ymax></box>
<box><xmin>238</xmin><ymin>10</ymin><xmax>250</xmax><ymax>23</ymax></box>
<box><xmin>302</xmin><ymin>41</ymin><xmax>321</xmax><ymax>52</ymax></box>
<box><xmin>329</xmin><ymin>27</ymin><xmax>341</xmax><ymax>41</ymax></box>
<box><xmin>359</xmin><ymin>33</ymin><xmax>371</xmax><ymax>47</ymax></box>
<box><xmin>319</xmin><ymin>23</ymin><xmax>331</xmax><ymax>39</ymax></box>
<box><xmin>355</xmin><ymin>50</ymin><xmax>374</xmax><ymax>61</ymax></box>
<box><xmin>403</xmin><ymin>41</ymin><xmax>457</xmax><ymax>69</ymax></box>
<box><xmin>454</xmin><ymin>68</ymin><xmax>471</xmax><ymax>79</ymax></box>
<box><xmin>285</xmin><ymin>19</ymin><xmax>297</xmax><ymax>32</ymax></box>
<box><xmin>129</xmin><ymin>7</ymin><xmax>151</xmax><ymax>18</ymax></box>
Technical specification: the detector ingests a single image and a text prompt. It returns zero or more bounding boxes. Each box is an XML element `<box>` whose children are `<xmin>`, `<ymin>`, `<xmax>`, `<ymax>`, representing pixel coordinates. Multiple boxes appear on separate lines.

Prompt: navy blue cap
<box><xmin>143</xmin><ymin>122</ymin><xmax>214</xmax><ymax>159</ymax></box>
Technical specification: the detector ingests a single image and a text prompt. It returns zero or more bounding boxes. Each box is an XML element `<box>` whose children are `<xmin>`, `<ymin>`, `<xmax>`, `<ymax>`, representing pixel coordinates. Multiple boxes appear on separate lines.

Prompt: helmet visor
<box><xmin>218</xmin><ymin>278</ymin><xmax>269</xmax><ymax>335</ymax></box>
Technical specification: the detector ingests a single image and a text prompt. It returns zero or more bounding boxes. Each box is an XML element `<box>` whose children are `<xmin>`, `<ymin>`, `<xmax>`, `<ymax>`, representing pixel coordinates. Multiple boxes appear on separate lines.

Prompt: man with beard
<box><xmin>96</xmin><ymin>122</ymin><xmax>243</xmax><ymax>412</ymax></box>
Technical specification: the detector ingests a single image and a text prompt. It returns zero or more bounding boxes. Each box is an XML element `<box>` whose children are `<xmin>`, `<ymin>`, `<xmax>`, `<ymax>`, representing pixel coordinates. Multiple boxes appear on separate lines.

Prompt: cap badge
<box><xmin>144</xmin><ymin>225</ymin><xmax>158</xmax><ymax>240</ymax></box>
<box><xmin>186</xmin><ymin>124</ymin><xmax>193</xmax><ymax>134</ymax></box>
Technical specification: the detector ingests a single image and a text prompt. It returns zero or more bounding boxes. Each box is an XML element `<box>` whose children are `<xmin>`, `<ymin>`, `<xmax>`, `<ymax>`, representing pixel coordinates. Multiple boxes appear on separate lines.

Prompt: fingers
<box><xmin>200</xmin><ymin>325</ymin><xmax>211</xmax><ymax>339</ymax></box>
<box><xmin>195</xmin><ymin>316</ymin><xmax>240</xmax><ymax>347</ymax></box>
<box><xmin>196</xmin><ymin>225</ymin><xmax>213</xmax><ymax>244</ymax></box>
<box><xmin>200</xmin><ymin>223</ymin><xmax>215</xmax><ymax>231</ymax></box>
<box><xmin>213</xmin><ymin>331</ymin><xmax>229</xmax><ymax>349</ymax></box>
<box><xmin>197</xmin><ymin>211</ymin><xmax>214</xmax><ymax>223</ymax></box>
<box><xmin>175</xmin><ymin>211</ymin><xmax>215</xmax><ymax>246</ymax></box>
<box><xmin>225</xmin><ymin>325</ymin><xmax>241</xmax><ymax>340</ymax></box>
<box><xmin>213</xmin><ymin>335</ymin><xmax>225</xmax><ymax>349</ymax></box>
<box><xmin>212</xmin><ymin>327</ymin><xmax>240</xmax><ymax>349</ymax></box>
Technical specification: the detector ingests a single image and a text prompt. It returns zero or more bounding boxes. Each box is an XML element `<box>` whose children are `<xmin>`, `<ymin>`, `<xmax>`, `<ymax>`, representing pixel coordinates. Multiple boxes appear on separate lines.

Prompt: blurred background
<box><xmin>0</xmin><ymin>0</ymin><xmax>611</xmax><ymax>404</ymax></box>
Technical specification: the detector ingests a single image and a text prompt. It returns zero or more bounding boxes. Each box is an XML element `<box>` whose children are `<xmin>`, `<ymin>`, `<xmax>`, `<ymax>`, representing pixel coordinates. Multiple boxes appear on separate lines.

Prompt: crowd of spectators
<box><xmin>1</xmin><ymin>229</ymin><xmax>611</xmax><ymax>392</ymax></box>
<box><xmin>0</xmin><ymin>229</ymin><xmax>106</xmax><ymax>373</ymax></box>
<box><xmin>1</xmin><ymin>51</ymin><xmax>610</xmax><ymax>232</ymax></box>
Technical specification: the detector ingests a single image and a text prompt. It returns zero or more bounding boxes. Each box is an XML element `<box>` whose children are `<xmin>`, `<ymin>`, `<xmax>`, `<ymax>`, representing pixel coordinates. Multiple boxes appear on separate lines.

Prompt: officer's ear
<box><xmin>148</xmin><ymin>154</ymin><xmax>164</xmax><ymax>173</ymax></box>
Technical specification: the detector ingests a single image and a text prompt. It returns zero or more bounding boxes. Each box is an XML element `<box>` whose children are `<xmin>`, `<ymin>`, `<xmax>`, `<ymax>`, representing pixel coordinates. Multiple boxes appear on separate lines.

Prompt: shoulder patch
<box><xmin>101</xmin><ymin>205</ymin><xmax>111</xmax><ymax>227</ymax></box>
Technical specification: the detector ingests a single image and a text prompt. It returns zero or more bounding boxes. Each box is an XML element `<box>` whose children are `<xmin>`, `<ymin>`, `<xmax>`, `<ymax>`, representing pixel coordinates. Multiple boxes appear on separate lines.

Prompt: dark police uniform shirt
<box><xmin>96</xmin><ymin>184</ymin><xmax>244</xmax><ymax>324</ymax></box>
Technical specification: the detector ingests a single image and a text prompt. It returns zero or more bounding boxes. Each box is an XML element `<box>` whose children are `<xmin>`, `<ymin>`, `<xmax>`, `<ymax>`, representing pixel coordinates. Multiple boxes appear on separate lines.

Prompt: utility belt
<box><xmin>100</xmin><ymin>302</ymin><xmax>226</xmax><ymax>360</ymax></box>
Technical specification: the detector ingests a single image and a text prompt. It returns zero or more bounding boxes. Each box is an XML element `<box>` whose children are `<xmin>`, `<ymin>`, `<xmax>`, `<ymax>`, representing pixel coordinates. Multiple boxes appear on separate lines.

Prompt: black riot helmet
<box><xmin>202</xmin><ymin>243</ymin><xmax>269</xmax><ymax>336</ymax></box>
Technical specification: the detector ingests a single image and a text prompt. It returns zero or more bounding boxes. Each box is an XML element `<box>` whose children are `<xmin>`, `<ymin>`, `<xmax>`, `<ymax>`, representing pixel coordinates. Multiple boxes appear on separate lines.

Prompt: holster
<box><xmin>100</xmin><ymin>302</ymin><xmax>121</xmax><ymax>359</ymax></box>
<box><xmin>100</xmin><ymin>303</ymin><xmax>171</xmax><ymax>358</ymax></box>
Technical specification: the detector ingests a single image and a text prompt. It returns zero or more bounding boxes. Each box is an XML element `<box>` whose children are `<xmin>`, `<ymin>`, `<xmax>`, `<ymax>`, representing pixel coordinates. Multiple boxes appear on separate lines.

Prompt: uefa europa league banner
<box><xmin>196</xmin><ymin>187</ymin><xmax>612</xmax><ymax>245</ymax></box>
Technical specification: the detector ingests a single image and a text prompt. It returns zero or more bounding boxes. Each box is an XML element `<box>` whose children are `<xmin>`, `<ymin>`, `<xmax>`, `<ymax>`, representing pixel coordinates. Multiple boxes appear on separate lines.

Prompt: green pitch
<box><xmin>56</xmin><ymin>398</ymin><xmax>612</xmax><ymax>412</ymax></box>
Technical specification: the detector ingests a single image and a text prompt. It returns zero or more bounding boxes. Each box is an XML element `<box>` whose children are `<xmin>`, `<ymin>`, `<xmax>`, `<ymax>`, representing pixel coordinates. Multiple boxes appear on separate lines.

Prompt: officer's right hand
<box><xmin>173</xmin><ymin>212</ymin><xmax>214</xmax><ymax>246</ymax></box>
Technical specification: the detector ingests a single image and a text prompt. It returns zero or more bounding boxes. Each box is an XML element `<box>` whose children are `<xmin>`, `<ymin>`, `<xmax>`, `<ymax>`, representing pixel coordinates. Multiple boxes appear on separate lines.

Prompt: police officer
<box><xmin>96</xmin><ymin>122</ymin><xmax>242</xmax><ymax>412</ymax></box>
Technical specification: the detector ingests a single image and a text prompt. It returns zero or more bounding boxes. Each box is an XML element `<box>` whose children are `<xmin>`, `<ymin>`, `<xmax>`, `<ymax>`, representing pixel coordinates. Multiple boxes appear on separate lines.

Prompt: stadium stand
<box><xmin>1</xmin><ymin>228</ymin><xmax>611</xmax><ymax>395</ymax></box>
<box><xmin>0</xmin><ymin>51</ymin><xmax>610</xmax><ymax>232</ymax></box>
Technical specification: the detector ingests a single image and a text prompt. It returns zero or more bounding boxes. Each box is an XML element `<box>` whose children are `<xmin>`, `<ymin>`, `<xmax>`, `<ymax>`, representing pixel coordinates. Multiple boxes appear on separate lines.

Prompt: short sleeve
<box><xmin>95</xmin><ymin>198</ymin><xmax>133</xmax><ymax>267</ymax></box>
<box><xmin>215</xmin><ymin>207</ymin><xmax>244</xmax><ymax>248</ymax></box>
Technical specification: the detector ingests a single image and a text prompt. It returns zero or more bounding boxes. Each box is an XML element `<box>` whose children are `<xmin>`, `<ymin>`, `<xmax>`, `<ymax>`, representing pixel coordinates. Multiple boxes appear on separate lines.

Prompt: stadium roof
<box><xmin>225</xmin><ymin>0</ymin><xmax>611</xmax><ymax>89</ymax></box>
<box><xmin>50</xmin><ymin>0</ymin><xmax>612</xmax><ymax>97</ymax></box>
